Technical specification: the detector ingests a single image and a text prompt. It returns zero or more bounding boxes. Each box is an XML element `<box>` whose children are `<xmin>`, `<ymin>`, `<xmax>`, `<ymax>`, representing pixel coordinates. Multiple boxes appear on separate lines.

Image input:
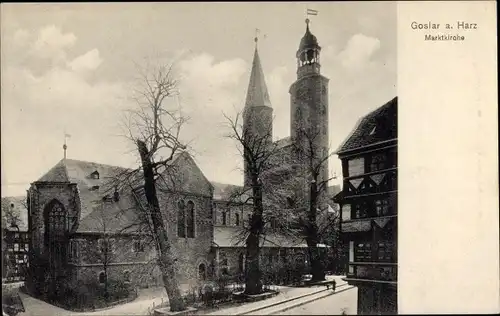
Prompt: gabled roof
<box><xmin>213</xmin><ymin>226</ymin><xmax>307</xmax><ymax>248</ymax></box>
<box><xmin>336</xmin><ymin>97</ymin><xmax>397</xmax><ymax>155</ymax></box>
<box><xmin>1</xmin><ymin>196</ymin><xmax>28</xmax><ymax>232</ymax></box>
<box><xmin>245</xmin><ymin>46</ymin><xmax>272</xmax><ymax>108</ymax></box>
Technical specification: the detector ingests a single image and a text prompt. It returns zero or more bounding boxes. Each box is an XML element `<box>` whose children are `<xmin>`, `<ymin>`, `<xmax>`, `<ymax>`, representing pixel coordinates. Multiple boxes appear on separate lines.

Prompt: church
<box><xmin>21</xmin><ymin>20</ymin><xmax>339</xmax><ymax>292</ymax></box>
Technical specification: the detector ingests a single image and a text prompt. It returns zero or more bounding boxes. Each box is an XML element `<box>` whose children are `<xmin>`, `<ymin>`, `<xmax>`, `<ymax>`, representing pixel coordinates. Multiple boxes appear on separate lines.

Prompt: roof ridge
<box><xmin>64</xmin><ymin>158</ymin><xmax>133</xmax><ymax>170</ymax></box>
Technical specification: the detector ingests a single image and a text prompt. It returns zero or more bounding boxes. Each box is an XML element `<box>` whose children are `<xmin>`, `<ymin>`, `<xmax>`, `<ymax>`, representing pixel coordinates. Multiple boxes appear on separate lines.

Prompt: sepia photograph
<box><xmin>1</xmin><ymin>2</ymin><xmax>496</xmax><ymax>316</ymax></box>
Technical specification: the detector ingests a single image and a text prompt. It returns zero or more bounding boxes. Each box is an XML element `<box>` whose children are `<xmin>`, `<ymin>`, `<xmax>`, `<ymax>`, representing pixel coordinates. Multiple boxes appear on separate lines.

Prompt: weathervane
<box><xmin>63</xmin><ymin>131</ymin><xmax>71</xmax><ymax>159</ymax></box>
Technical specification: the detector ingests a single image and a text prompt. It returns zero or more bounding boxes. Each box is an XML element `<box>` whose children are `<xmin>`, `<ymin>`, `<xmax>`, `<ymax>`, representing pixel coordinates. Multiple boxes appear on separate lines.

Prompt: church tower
<box><xmin>289</xmin><ymin>19</ymin><xmax>330</xmax><ymax>186</ymax></box>
<box><xmin>243</xmin><ymin>38</ymin><xmax>273</xmax><ymax>188</ymax></box>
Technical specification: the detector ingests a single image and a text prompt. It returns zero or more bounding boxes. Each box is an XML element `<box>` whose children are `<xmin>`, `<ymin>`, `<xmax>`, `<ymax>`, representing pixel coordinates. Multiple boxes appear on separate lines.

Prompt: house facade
<box><xmin>2</xmin><ymin>197</ymin><xmax>30</xmax><ymax>283</ymax></box>
<box><xmin>334</xmin><ymin>97</ymin><xmax>398</xmax><ymax>315</ymax></box>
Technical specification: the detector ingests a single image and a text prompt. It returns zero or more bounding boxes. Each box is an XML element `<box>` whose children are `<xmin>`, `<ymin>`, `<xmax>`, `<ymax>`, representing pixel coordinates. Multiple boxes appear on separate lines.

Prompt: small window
<box><xmin>222</xmin><ymin>211</ymin><xmax>227</xmax><ymax>226</ymax></box>
<box><xmin>123</xmin><ymin>270</ymin><xmax>131</xmax><ymax>283</ymax></box>
<box><xmin>14</xmin><ymin>244</ymin><xmax>19</xmax><ymax>251</ymax></box>
<box><xmin>98</xmin><ymin>271</ymin><xmax>107</xmax><ymax>284</ymax></box>
<box><xmin>235</xmin><ymin>213</ymin><xmax>240</xmax><ymax>226</ymax></box>
<box><xmin>369</xmin><ymin>126</ymin><xmax>376</xmax><ymax>135</ymax></box>
<box><xmin>133</xmin><ymin>239</ymin><xmax>145</xmax><ymax>252</ymax></box>
<box><xmin>91</xmin><ymin>171</ymin><xmax>100</xmax><ymax>180</ymax></box>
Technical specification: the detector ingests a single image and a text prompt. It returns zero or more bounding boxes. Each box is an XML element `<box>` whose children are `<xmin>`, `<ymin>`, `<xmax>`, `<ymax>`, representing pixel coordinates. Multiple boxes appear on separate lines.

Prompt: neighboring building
<box><xmin>2</xmin><ymin>197</ymin><xmax>30</xmax><ymax>283</ymax></box>
<box><xmin>334</xmin><ymin>97</ymin><xmax>398</xmax><ymax>315</ymax></box>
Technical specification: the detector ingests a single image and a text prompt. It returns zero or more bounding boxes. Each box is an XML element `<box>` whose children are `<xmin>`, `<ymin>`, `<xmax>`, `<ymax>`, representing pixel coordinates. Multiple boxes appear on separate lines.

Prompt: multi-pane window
<box><xmin>177</xmin><ymin>200</ymin><xmax>186</xmax><ymax>238</ymax></box>
<box><xmin>375</xmin><ymin>199</ymin><xmax>391</xmax><ymax>216</ymax></box>
<box><xmin>186</xmin><ymin>201</ymin><xmax>195</xmax><ymax>238</ymax></box>
<box><xmin>354</xmin><ymin>242</ymin><xmax>372</xmax><ymax>262</ymax></box>
<box><xmin>47</xmin><ymin>202</ymin><xmax>66</xmax><ymax>236</ymax></box>
<box><xmin>98</xmin><ymin>238</ymin><xmax>114</xmax><ymax>253</ymax></box>
<box><xmin>377</xmin><ymin>242</ymin><xmax>395</xmax><ymax>262</ymax></box>
<box><xmin>353</xmin><ymin>202</ymin><xmax>369</xmax><ymax>219</ymax></box>
<box><xmin>370</xmin><ymin>153</ymin><xmax>388</xmax><ymax>172</ymax></box>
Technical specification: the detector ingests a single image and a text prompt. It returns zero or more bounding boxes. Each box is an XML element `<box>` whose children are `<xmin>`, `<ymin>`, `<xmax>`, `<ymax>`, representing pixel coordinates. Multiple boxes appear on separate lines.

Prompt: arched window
<box><xmin>186</xmin><ymin>201</ymin><xmax>195</xmax><ymax>238</ymax></box>
<box><xmin>98</xmin><ymin>271</ymin><xmax>107</xmax><ymax>284</ymax></box>
<box><xmin>198</xmin><ymin>263</ymin><xmax>206</xmax><ymax>280</ymax></box>
<box><xmin>123</xmin><ymin>270</ymin><xmax>131</xmax><ymax>283</ymax></box>
<box><xmin>177</xmin><ymin>200</ymin><xmax>186</xmax><ymax>238</ymax></box>
<box><xmin>235</xmin><ymin>213</ymin><xmax>240</xmax><ymax>226</ymax></box>
<box><xmin>238</xmin><ymin>253</ymin><xmax>245</xmax><ymax>273</ymax></box>
<box><xmin>44</xmin><ymin>200</ymin><xmax>67</xmax><ymax>240</ymax></box>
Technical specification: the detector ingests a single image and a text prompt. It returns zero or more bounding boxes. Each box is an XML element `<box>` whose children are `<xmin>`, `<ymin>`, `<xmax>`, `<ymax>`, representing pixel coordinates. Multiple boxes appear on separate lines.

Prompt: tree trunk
<box><xmin>137</xmin><ymin>140</ymin><xmax>186</xmax><ymax>312</ymax></box>
<box><xmin>307</xmin><ymin>181</ymin><xmax>325</xmax><ymax>282</ymax></box>
<box><xmin>244</xmin><ymin>177</ymin><xmax>264</xmax><ymax>295</ymax></box>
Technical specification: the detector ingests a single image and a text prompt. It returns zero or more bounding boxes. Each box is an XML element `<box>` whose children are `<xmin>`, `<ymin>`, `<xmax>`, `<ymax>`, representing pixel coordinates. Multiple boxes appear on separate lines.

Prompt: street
<box><xmin>274</xmin><ymin>286</ymin><xmax>357</xmax><ymax>315</ymax></box>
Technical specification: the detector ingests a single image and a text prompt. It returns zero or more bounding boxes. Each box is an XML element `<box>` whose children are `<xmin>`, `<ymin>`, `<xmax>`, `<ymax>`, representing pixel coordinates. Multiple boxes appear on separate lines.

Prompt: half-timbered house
<box><xmin>334</xmin><ymin>97</ymin><xmax>397</xmax><ymax>315</ymax></box>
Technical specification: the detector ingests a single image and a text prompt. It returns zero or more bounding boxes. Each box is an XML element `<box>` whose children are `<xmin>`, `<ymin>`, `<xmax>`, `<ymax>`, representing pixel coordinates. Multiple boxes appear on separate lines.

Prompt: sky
<box><xmin>1</xmin><ymin>2</ymin><xmax>396</xmax><ymax>197</ymax></box>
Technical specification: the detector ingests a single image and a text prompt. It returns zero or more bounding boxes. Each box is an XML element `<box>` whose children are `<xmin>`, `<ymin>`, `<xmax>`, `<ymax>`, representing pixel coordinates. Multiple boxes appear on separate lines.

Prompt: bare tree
<box><xmin>119</xmin><ymin>62</ymin><xmax>189</xmax><ymax>311</ymax></box>
<box><xmin>290</xmin><ymin>128</ymin><xmax>338</xmax><ymax>282</ymax></box>
<box><xmin>224</xmin><ymin>112</ymin><xmax>278</xmax><ymax>295</ymax></box>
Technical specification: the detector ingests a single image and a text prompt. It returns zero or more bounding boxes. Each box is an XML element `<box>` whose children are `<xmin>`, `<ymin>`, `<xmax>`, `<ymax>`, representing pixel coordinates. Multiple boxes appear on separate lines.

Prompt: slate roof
<box><xmin>213</xmin><ymin>226</ymin><xmax>307</xmax><ymax>248</ymax></box>
<box><xmin>245</xmin><ymin>46</ymin><xmax>272</xmax><ymax>108</ymax></box>
<box><xmin>1</xmin><ymin>196</ymin><xmax>29</xmax><ymax>232</ymax></box>
<box><xmin>341</xmin><ymin>220</ymin><xmax>372</xmax><ymax>233</ymax></box>
<box><xmin>336</xmin><ymin>97</ymin><xmax>397</xmax><ymax>154</ymax></box>
<box><xmin>35</xmin><ymin>159</ymin><xmax>141</xmax><ymax>233</ymax></box>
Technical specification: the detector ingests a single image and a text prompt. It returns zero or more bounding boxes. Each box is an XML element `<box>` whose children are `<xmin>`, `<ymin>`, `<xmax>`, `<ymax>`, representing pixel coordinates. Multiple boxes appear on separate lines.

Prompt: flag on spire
<box><xmin>307</xmin><ymin>8</ymin><xmax>318</xmax><ymax>16</ymax></box>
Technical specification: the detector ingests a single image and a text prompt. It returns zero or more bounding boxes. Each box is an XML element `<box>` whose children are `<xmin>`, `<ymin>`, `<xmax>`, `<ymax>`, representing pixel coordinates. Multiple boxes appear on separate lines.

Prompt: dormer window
<box><xmin>90</xmin><ymin>171</ymin><xmax>100</xmax><ymax>180</ymax></box>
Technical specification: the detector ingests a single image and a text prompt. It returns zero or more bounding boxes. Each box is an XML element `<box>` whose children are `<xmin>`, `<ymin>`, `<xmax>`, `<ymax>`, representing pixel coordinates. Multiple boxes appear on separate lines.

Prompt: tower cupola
<box><xmin>296</xmin><ymin>19</ymin><xmax>321</xmax><ymax>78</ymax></box>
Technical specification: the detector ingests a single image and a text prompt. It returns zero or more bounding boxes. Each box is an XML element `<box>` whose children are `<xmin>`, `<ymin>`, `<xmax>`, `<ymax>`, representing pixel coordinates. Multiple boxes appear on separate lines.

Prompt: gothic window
<box><xmin>198</xmin><ymin>263</ymin><xmax>207</xmax><ymax>280</ymax></box>
<box><xmin>186</xmin><ymin>201</ymin><xmax>195</xmax><ymax>238</ymax></box>
<box><xmin>235</xmin><ymin>213</ymin><xmax>240</xmax><ymax>226</ymax></box>
<box><xmin>98</xmin><ymin>271</ymin><xmax>107</xmax><ymax>284</ymax></box>
<box><xmin>177</xmin><ymin>200</ymin><xmax>186</xmax><ymax>238</ymax></box>
<box><xmin>49</xmin><ymin>203</ymin><xmax>66</xmax><ymax>235</ymax></box>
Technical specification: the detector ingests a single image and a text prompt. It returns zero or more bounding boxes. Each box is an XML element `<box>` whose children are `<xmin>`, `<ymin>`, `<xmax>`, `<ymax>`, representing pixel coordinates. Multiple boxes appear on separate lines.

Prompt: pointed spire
<box><xmin>245</xmin><ymin>41</ymin><xmax>272</xmax><ymax>108</ymax></box>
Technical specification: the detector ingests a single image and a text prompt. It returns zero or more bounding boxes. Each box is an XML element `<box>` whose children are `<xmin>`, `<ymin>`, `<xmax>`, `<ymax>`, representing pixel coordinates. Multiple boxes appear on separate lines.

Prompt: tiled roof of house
<box><xmin>336</xmin><ymin>97</ymin><xmax>397</xmax><ymax>154</ymax></box>
<box><xmin>211</xmin><ymin>182</ymin><xmax>247</xmax><ymax>202</ymax></box>
<box><xmin>213</xmin><ymin>226</ymin><xmax>307</xmax><ymax>248</ymax></box>
<box><xmin>274</xmin><ymin>136</ymin><xmax>292</xmax><ymax>149</ymax></box>
<box><xmin>1</xmin><ymin>196</ymin><xmax>29</xmax><ymax>232</ymax></box>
